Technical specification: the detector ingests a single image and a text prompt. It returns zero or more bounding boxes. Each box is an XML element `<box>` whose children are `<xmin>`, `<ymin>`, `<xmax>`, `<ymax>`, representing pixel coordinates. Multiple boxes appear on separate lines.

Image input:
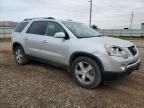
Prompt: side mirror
<box><xmin>54</xmin><ymin>32</ymin><xmax>65</xmax><ymax>38</ymax></box>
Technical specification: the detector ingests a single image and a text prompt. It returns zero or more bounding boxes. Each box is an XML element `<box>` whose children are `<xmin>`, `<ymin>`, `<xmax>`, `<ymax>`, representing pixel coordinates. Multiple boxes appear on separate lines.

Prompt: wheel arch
<box><xmin>12</xmin><ymin>42</ymin><xmax>24</xmax><ymax>53</ymax></box>
<box><xmin>69</xmin><ymin>52</ymin><xmax>104</xmax><ymax>72</ymax></box>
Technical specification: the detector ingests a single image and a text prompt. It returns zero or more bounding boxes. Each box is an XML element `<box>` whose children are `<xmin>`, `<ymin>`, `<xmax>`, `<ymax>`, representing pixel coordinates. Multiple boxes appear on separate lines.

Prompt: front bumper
<box><xmin>94</xmin><ymin>50</ymin><xmax>140</xmax><ymax>73</ymax></box>
<box><xmin>103</xmin><ymin>61</ymin><xmax>141</xmax><ymax>81</ymax></box>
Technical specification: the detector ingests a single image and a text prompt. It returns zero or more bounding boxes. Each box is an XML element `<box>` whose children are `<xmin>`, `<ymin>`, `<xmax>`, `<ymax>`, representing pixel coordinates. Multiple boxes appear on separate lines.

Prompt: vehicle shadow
<box><xmin>26</xmin><ymin>59</ymin><xmax>129</xmax><ymax>89</ymax></box>
<box><xmin>28</xmin><ymin>59</ymin><xmax>73</xmax><ymax>79</ymax></box>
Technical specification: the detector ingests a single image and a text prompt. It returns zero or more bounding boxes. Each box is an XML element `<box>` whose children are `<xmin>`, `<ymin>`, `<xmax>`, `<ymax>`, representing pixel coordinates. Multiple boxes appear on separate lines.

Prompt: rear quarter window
<box><xmin>15</xmin><ymin>22</ymin><xmax>28</xmax><ymax>32</ymax></box>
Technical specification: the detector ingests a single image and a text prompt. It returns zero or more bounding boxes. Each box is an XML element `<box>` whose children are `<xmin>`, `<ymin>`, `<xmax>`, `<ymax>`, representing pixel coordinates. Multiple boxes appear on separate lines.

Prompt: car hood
<box><xmin>79</xmin><ymin>36</ymin><xmax>134</xmax><ymax>47</ymax></box>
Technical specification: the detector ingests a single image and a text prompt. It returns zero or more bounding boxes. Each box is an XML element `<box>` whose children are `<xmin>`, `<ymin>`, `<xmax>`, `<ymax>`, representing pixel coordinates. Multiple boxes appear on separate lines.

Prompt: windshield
<box><xmin>62</xmin><ymin>21</ymin><xmax>101</xmax><ymax>38</ymax></box>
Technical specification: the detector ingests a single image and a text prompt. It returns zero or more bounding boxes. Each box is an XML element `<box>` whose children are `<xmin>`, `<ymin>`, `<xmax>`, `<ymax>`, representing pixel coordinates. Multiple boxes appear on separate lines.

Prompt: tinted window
<box><xmin>27</xmin><ymin>21</ymin><xmax>47</xmax><ymax>35</ymax></box>
<box><xmin>15</xmin><ymin>22</ymin><xmax>28</xmax><ymax>32</ymax></box>
<box><xmin>46</xmin><ymin>21</ymin><xmax>65</xmax><ymax>37</ymax></box>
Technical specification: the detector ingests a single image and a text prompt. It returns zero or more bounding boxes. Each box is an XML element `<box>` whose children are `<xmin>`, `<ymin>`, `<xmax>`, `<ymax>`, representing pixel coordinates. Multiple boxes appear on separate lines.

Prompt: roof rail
<box><xmin>23</xmin><ymin>18</ymin><xmax>33</xmax><ymax>21</ymax></box>
<box><xmin>23</xmin><ymin>17</ymin><xmax>55</xmax><ymax>21</ymax></box>
<box><xmin>45</xmin><ymin>17</ymin><xmax>55</xmax><ymax>19</ymax></box>
<box><xmin>67</xmin><ymin>19</ymin><xmax>72</xmax><ymax>21</ymax></box>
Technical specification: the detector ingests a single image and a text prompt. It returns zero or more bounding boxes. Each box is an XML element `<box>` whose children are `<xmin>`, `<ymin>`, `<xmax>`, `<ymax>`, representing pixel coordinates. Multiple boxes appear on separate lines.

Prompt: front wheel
<box><xmin>14</xmin><ymin>46</ymin><xmax>29</xmax><ymax>65</ymax></box>
<box><xmin>71</xmin><ymin>57</ymin><xmax>102</xmax><ymax>89</ymax></box>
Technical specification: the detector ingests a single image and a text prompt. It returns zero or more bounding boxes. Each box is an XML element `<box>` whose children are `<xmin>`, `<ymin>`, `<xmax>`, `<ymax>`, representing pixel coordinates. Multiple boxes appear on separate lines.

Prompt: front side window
<box><xmin>27</xmin><ymin>21</ymin><xmax>47</xmax><ymax>35</ymax></box>
<box><xmin>15</xmin><ymin>22</ymin><xmax>28</xmax><ymax>32</ymax></box>
<box><xmin>62</xmin><ymin>21</ymin><xmax>101</xmax><ymax>38</ymax></box>
<box><xmin>46</xmin><ymin>21</ymin><xmax>65</xmax><ymax>37</ymax></box>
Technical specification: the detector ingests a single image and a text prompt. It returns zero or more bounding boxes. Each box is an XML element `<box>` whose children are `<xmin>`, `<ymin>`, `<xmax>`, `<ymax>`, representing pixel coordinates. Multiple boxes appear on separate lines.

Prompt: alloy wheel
<box><xmin>15</xmin><ymin>49</ymin><xmax>23</xmax><ymax>63</ymax></box>
<box><xmin>75</xmin><ymin>61</ymin><xmax>95</xmax><ymax>85</ymax></box>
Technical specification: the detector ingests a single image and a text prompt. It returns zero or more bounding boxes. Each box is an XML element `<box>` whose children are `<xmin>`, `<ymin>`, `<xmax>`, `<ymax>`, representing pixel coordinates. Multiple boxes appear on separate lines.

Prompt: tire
<box><xmin>71</xmin><ymin>56</ymin><xmax>102</xmax><ymax>89</ymax></box>
<box><xmin>14</xmin><ymin>46</ymin><xmax>29</xmax><ymax>65</ymax></box>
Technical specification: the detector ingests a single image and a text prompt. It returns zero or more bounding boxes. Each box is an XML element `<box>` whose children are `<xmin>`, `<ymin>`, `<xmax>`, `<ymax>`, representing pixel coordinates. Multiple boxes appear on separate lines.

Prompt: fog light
<box><xmin>120</xmin><ymin>64</ymin><xmax>127</xmax><ymax>71</ymax></box>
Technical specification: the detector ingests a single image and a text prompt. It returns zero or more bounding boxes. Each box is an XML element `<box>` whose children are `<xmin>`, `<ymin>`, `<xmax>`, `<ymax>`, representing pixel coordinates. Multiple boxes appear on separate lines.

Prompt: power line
<box><xmin>130</xmin><ymin>11</ymin><xmax>134</xmax><ymax>30</ymax></box>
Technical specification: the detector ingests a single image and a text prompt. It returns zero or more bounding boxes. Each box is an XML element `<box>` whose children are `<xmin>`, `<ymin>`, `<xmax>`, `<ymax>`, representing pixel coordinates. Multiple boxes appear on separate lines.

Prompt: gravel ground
<box><xmin>0</xmin><ymin>41</ymin><xmax>144</xmax><ymax>108</ymax></box>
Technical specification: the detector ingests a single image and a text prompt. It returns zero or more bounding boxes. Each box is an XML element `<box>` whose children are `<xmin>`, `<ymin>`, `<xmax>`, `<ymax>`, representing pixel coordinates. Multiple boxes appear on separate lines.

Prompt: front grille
<box><xmin>128</xmin><ymin>46</ymin><xmax>137</xmax><ymax>56</ymax></box>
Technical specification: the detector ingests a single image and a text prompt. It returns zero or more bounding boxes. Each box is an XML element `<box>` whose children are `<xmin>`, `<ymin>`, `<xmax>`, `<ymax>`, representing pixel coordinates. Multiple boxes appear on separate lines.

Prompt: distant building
<box><xmin>0</xmin><ymin>21</ymin><xmax>17</xmax><ymax>27</ymax></box>
<box><xmin>141</xmin><ymin>23</ymin><xmax>144</xmax><ymax>30</ymax></box>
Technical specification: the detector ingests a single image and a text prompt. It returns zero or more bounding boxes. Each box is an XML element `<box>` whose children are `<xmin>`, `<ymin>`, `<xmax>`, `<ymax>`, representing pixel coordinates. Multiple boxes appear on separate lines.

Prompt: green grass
<box><xmin>0</xmin><ymin>37</ymin><xmax>11</xmax><ymax>42</ymax></box>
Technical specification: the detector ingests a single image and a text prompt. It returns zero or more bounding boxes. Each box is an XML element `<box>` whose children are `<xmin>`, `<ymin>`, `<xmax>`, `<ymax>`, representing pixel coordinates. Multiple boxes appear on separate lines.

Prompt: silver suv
<box><xmin>11</xmin><ymin>17</ymin><xmax>141</xmax><ymax>88</ymax></box>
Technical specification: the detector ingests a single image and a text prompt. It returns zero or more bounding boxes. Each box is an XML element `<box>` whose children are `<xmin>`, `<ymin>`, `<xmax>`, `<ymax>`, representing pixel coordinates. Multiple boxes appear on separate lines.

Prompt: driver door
<box><xmin>41</xmin><ymin>21</ymin><xmax>69</xmax><ymax>65</ymax></box>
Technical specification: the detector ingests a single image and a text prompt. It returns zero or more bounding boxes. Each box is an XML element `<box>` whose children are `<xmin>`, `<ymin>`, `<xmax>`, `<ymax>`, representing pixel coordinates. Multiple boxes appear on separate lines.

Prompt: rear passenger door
<box><xmin>25</xmin><ymin>21</ymin><xmax>47</xmax><ymax>58</ymax></box>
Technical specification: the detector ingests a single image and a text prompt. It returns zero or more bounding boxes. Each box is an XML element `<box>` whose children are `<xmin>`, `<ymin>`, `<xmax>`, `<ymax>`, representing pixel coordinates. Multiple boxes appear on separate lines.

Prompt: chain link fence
<box><xmin>97</xmin><ymin>29</ymin><xmax>144</xmax><ymax>37</ymax></box>
<box><xmin>0</xmin><ymin>27</ymin><xmax>15</xmax><ymax>38</ymax></box>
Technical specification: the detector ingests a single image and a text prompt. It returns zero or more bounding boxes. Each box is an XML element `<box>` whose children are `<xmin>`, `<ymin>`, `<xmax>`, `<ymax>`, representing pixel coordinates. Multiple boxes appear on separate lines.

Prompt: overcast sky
<box><xmin>0</xmin><ymin>0</ymin><xmax>144</xmax><ymax>29</ymax></box>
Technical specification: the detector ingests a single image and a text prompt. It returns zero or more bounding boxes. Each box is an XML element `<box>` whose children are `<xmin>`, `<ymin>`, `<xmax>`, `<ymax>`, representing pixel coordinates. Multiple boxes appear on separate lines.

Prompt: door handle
<box><xmin>25</xmin><ymin>37</ymin><xmax>28</xmax><ymax>40</ymax></box>
<box><xmin>43</xmin><ymin>40</ymin><xmax>47</xmax><ymax>43</ymax></box>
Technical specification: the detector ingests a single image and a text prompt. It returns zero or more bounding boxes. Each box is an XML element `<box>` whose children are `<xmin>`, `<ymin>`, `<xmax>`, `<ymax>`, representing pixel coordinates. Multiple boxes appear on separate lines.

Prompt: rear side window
<box><xmin>27</xmin><ymin>21</ymin><xmax>47</xmax><ymax>35</ymax></box>
<box><xmin>15</xmin><ymin>22</ymin><xmax>28</xmax><ymax>32</ymax></box>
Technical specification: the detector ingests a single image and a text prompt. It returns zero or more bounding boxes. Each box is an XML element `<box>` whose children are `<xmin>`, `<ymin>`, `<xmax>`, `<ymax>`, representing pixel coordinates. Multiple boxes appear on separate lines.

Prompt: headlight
<box><xmin>104</xmin><ymin>44</ymin><xmax>128</xmax><ymax>59</ymax></box>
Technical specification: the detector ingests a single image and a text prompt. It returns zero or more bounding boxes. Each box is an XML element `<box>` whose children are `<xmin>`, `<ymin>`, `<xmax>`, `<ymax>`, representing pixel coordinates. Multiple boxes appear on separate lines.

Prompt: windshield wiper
<box><xmin>78</xmin><ymin>35</ymin><xmax>103</xmax><ymax>38</ymax></box>
<box><xmin>97</xmin><ymin>35</ymin><xmax>105</xmax><ymax>37</ymax></box>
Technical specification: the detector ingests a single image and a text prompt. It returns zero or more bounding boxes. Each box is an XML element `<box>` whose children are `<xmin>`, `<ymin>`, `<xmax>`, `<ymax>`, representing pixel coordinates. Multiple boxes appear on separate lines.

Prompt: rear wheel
<box><xmin>71</xmin><ymin>57</ymin><xmax>102</xmax><ymax>89</ymax></box>
<box><xmin>14</xmin><ymin>46</ymin><xmax>29</xmax><ymax>65</ymax></box>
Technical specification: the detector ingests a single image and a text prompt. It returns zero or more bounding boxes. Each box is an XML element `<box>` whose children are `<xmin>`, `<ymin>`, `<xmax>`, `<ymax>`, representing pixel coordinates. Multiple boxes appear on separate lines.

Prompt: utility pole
<box><xmin>130</xmin><ymin>11</ymin><xmax>134</xmax><ymax>30</ymax></box>
<box><xmin>89</xmin><ymin>0</ymin><xmax>92</xmax><ymax>27</ymax></box>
